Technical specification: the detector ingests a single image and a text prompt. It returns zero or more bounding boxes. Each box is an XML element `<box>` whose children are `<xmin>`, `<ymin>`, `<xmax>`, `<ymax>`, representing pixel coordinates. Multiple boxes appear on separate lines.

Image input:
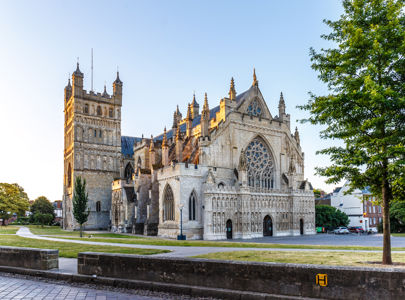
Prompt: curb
<box><xmin>0</xmin><ymin>266</ymin><xmax>317</xmax><ymax>300</ymax></box>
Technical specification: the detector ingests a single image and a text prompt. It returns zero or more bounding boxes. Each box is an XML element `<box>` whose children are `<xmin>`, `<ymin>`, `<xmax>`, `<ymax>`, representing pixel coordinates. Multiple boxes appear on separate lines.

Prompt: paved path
<box><xmin>16</xmin><ymin>227</ymin><xmax>405</xmax><ymax>258</ymax></box>
<box><xmin>0</xmin><ymin>273</ymin><xmax>165</xmax><ymax>300</ymax></box>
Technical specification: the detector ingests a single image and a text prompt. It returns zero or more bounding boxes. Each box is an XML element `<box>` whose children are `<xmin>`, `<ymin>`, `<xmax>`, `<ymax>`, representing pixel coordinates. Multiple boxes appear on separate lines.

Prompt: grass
<box><xmin>0</xmin><ymin>225</ymin><xmax>19</xmax><ymax>234</ymax></box>
<box><xmin>392</xmin><ymin>233</ymin><xmax>405</xmax><ymax>237</ymax></box>
<box><xmin>0</xmin><ymin>235</ymin><xmax>169</xmax><ymax>258</ymax></box>
<box><xmin>52</xmin><ymin>236</ymin><xmax>405</xmax><ymax>251</ymax></box>
<box><xmin>193</xmin><ymin>250</ymin><xmax>405</xmax><ymax>268</ymax></box>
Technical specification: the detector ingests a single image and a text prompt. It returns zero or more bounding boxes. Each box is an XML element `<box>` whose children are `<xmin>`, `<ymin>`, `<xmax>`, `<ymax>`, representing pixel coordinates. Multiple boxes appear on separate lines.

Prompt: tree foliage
<box><xmin>30</xmin><ymin>196</ymin><xmax>55</xmax><ymax>223</ymax></box>
<box><xmin>0</xmin><ymin>183</ymin><xmax>29</xmax><ymax>224</ymax></box>
<box><xmin>390</xmin><ymin>201</ymin><xmax>405</xmax><ymax>232</ymax></box>
<box><xmin>34</xmin><ymin>213</ymin><xmax>54</xmax><ymax>228</ymax></box>
<box><xmin>313</xmin><ymin>189</ymin><xmax>325</xmax><ymax>198</ymax></box>
<box><xmin>300</xmin><ymin>0</ymin><xmax>405</xmax><ymax>264</ymax></box>
<box><xmin>72</xmin><ymin>176</ymin><xmax>89</xmax><ymax>237</ymax></box>
<box><xmin>315</xmin><ymin>205</ymin><xmax>350</xmax><ymax>229</ymax></box>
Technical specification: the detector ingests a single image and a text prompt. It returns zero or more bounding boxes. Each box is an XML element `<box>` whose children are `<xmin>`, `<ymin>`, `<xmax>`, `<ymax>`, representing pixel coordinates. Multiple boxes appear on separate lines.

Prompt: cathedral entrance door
<box><xmin>263</xmin><ymin>215</ymin><xmax>273</xmax><ymax>236</ymax></box>
<box><xmin>300</xmin><ymin>219</ymin><xmax>304</xmax><ymax>235</ymax></box>
<box><xmin>226</xmin><ymin>219</ymin><xmax>232</xmax><ymax>239</ymax></box>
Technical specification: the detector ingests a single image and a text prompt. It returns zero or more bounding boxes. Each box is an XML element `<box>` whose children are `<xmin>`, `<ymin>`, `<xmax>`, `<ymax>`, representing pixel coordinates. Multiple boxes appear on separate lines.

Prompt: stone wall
<box><xmin>78</xmin><ymin>253</ymin><xmax>405</xmax><ymax>299</ymax></box>
<box><xmin>0</xmin><ymin>247</ymin><xmax>58</xmax><ymax>270</ymax></box>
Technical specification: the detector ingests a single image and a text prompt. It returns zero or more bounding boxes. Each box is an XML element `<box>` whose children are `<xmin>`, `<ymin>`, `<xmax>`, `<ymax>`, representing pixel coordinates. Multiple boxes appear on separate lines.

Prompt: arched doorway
<box><xmin>300</xmin><ymin>219</ymin><xmax>304</xmax><ymax>235</ymax></box>
<box><xmin>226</xmin><ymin>219</ymin><xmax>232</xmax><ymax>239</ymax></box>
<box><xmin>263</xmin><ymin>215</ymin><xmax>273</xmax><ymax>236</ymax></box>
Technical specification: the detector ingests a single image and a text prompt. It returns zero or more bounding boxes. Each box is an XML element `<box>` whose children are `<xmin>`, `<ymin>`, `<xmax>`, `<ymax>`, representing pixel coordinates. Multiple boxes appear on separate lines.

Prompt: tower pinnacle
<box><xmin>252</xmin><ymin>68</ymin><xmax>258</xmax><ymax>87</ymax></box>
<box><xmin>229</xmin><ymin>77</ymin><xmax>236</xmax><ymax>100</ymax></box>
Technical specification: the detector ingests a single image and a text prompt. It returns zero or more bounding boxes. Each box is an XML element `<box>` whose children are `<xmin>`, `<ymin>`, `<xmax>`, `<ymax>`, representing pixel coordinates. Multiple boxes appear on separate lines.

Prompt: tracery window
<box><xmin>84</xmin><ymin>104</ymin><xmax>89</xmax><ymax>114</ymax></box>
<box><xmin>163</xmin><ymin>185</ymin><xmax>174</xmax><ymax>221</ymax></box>
<box><xmin>97</xmin><ymin>105</ymin><xmax>102</xmax><ymax>116</ymax></box>
<box><xmin>124</xmin><ymin>163</ymin><xmax>134</xmax><ymax>181</ymax></box>
<box><xmin>189</xmin><ymin>191</ymin><xmax>196</xmax><ymax>221</ymax></box>
<box><xmin>246</xmin><ymin>98</ymin><xmax>262</xmax><ymax>117</ymax></box>
<box><xmin>245</xmin><ymin>137</ymin><xmax>274</xmax><ymax>189</ymax></box>
<box><xmin>96</xmin><ymin>201</ymin><xmax>101</xmax><ymax>212</ymax></box>
<box><xmin>67</xmin><ymin>163</ymin><xmax>72</xmax><ymax>187</ymax></box>
<box><xmin>109</xmin><ymin>108</ymin><xmax>113</xmax><ymax>118</ymax></box>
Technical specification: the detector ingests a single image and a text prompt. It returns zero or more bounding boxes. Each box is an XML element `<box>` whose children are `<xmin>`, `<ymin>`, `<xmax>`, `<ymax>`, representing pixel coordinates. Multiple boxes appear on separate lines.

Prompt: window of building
<box><xmin>94</xmin><ymin>129</ymin><xmax>97</xmax><ymax>137</ymax></box>
<box><xmin>99</xmin><ymin>130</ymin><xmax>102</xmax><ymax>138</ymax></box>
<box><xmin>84</xmin><ymin>104</ymin><xmax>89</xmax><ymax>114</ymax></box>
<box><xmin>96</xmin><ymin>201</ymin><xmax>101</xmax><ymax>212</ymax></box>
<box><xmin>189</xmin><ymin>192</ymin><xmax>196</xmax><ymax>221</ymax></box>
<box><xmin>109</xmin><ymin>108</ymin><xmax>113</xmax><ymax>118</ymax></box>
<box><xmin>124</xmin><ymin>163</ymin><xmax>134</xmax><ymax>181</ymax></box>
<box><xmin>245</xmin><ymin>137</ymin><xmax>274</xmax><ymax>189</ymax></box>
<box><xmin>218</xmin><ymin>182</ymin><xmax>225</xmax><ymax>188</ymax></box>
<box><xmin>97</xmin><ymin>105</ymin><xmax>102</xmax><ymax>116</ymax></box>
<box><xmin>67</xmin><ymin>163</ymin><xmax>72</xmax><ymax>187</ymax></box>
<box><xmin>246</xmin><ymin>98</ymin><xmax>263</xmax><ymax>117</ymax></box>
<box><xmin>163</xmin><ymin>185</ymin><xmax>174</xmax><ymax>221</ymax></box>
<box><xmin>379</xmin><ymin>206</ymin><xmax>382</xmax><ymax>213</ymax></box>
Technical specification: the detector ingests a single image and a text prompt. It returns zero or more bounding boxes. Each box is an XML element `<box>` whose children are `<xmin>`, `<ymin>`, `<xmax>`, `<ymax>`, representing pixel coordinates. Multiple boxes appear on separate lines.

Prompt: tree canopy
<box><xmin>315</xmin><ymin>205</ymin><xmax>350</xmax><ymax>229</ymax></box>
<box><xmin>30</xmin><ymin>196</ymin><xmax>55</xmax><ymax>219</ymax></box>
<box><xmin>300</xmin><ymin>0</ymin><xmax>404</xmax><ymax>264</ymax></box>
<box><xmin>0</xmin><ymin>183</ymin><xmax>30</xmax><ymax>224</ymax></box>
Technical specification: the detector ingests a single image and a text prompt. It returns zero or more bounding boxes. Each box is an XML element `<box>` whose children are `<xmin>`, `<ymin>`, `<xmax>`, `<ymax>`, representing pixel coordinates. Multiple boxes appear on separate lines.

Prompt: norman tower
<box><xmin>63</xmin><ymin>63</ymin><xmax>123</xmax><ymax>230</ymax></box>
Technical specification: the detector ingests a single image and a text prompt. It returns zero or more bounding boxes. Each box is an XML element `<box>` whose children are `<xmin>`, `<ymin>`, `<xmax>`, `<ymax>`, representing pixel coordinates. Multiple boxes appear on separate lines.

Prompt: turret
<box><xmin>191</xmin><ymin>93</ymin><xmax>199</xmax><ymax>118</ymax></box>
<box><xmin>228</xmin><ymin>77</ymin><xmax>236</xmax><ymax>100</ymax></box>
<box><xmin>279</xmin><ymin>92</ymin><xmax>286</xmax><ymax>119</ymax></box>
<box><xmin>64</xmin><ymin>78</ymin><xmax>72</xmax><ymax>104</ymax></box>
<box><xmin>200</xmin><ymin>93</ymin><xmax>210</xmax><ymax>138</ymax></box>
<box><xmin>162</xmin><ymin>127</ymin><xmax>169</xmax><ymax>166</ymax></box>
<box><xmin>186</xmin><ymin>103</ymin><xmax>193</xmax><ymax>138</ymax></box>
<box><xmin>294</xmin><ymin>127</ymin><xmax>300</xmax><ymax>146</ymax></box>
<box><xmin>149</xmin><ymin>135</ymin><xmax>155</xmax><ymax>168</ymax></box>
<box><xmin>175</xmin><ymin>126</ymin><xmax>182</xmax><ymax>162</ymax></box>
<box><xmin>72</xmin><ymin>63</ymin><xmax>83</xmax><ymax>97</ymax></box>
<box><xmin>113</xmin><ymin>71</ymin><xmax>123</xmax><ymax>104</ymax></box>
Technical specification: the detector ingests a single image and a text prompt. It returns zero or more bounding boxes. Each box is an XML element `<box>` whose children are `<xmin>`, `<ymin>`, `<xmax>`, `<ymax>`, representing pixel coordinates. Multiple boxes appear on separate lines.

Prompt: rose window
<box><xmin>245</xmin><ymin>137</ymin><xmax>274</xmax><ymax>189</ymax></box>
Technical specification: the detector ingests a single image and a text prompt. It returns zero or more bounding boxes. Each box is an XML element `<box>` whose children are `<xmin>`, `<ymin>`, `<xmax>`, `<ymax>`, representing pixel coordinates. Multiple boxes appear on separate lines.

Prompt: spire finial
<box><xmin>252</xmin><ymin>68</ymin><xmax>258</xmax><ymax>86</ymax></box>
<box><xmin>114</xmin><ymin>70</ymin><xmax>122</xmax><ymax>85</ymax></box>
<box><xmin>229</xmin><ymin>77</ymin><xmax>236</xmax><ymax>100</ymax></box>
<box><xmin>204</xmin><ymin>92</ymin><xmax>208</xmax><ymax>106</ymax></box>
<box><xmin>162</xmin><ymin>127</ymin><xmax>168</xmax><ymax>147</ymax></box>
<box><xmin>73</xmin><ymin>60</ymin><xmax>83</xmax><ymax>77</ymax></box>
<box><xmin>149</xmin><ymin>135</ymin><xmax>155</xmax><ymax>151</ymax></box>
<box><xmin>186</xmin><ymin>103</ymin><xmax>192</xmax><ymax>120</ymax></box>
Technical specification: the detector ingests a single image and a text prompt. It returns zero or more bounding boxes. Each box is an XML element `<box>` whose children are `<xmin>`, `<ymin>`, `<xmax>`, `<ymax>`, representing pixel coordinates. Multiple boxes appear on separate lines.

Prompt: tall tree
<box><xmin>0</xmin><ymin>183</ymin><xmax>30</xmax><ymax>225</ymax></box>
<box><xmin>30</xmin><ymin>196</ymin><xmax>55</xmax><ymax>223</ymax></box>
<box><xmin>72</xmin><ymin>176</ymin><xmax>89</xmax><ymax>237</ymax></box>
<box><xmin>300</xmin><ymin>0</ymin><xmax>404</xmax><ymax>264</ymax></box>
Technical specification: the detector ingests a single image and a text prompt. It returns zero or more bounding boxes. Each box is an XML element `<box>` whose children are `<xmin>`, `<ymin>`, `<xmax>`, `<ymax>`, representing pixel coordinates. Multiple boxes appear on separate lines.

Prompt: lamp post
<box><xmin>177</xmin><ymin>204</ymin><xmax>186</xmax><ymax>240</ymax></box>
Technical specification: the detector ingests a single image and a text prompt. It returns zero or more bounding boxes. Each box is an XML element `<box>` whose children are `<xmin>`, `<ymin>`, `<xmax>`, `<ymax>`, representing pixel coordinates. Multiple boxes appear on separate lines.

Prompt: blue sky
<box><xmin>0</xmin><ymin>1</ymin><xmax>344</xmax><ymax>200</ymax></box>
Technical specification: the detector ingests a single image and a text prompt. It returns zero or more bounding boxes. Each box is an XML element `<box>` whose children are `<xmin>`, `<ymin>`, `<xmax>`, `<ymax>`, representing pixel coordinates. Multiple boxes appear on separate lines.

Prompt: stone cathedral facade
<box><xmin>63</xmin><ymin>64</ymin><xmax>315</xmax><ymax>239</ymax></box>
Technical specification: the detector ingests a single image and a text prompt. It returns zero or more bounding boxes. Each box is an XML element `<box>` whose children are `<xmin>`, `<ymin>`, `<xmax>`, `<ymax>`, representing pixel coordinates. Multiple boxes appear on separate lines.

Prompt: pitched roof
<box><xmin>121</xmin><ymin>136</ymin><xmax>142</xmax><ymax>157</ymax></box>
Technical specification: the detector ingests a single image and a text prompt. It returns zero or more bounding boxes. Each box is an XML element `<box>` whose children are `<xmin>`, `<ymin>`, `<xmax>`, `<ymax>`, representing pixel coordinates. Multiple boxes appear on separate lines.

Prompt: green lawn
<box><xmin>392</xmin><ymin>233</ymin><xmax>405</xmax><ymax>237</ymax></box>
<box><xmin>53</xmin><ymin>235</ymin><xmax>405</xmax><ymax>251</ymax></box>
<box><xmin>0</xmin><ymin>225</ymin><xmax>19</xmax><ymax>234</ymax></box>
<box><xmin>193</xmin><ymin>250</ymin><xmax>405</xmax><ymax>268</ymax></box>
<box><xmin>0</xmin><ymin>235</ymin><xmax>169</xmax><ymax>258</ymax></box>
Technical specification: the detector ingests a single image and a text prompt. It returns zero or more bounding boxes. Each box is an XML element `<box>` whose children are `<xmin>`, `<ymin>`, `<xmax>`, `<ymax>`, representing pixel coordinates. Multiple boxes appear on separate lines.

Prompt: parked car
<box><xmin>333</xmin><ymin>227</ymin><xmax>350</xmax><ymax>234</ymax></box>
<box><xmin>348</xmin><ymin>226</ymin><xmax>365</xmax><ymax>234</ymax></box>
<box><xmin>368</xmin><ymin>227</ymin><xmax>378</xmax><ymax>234</ymax></box>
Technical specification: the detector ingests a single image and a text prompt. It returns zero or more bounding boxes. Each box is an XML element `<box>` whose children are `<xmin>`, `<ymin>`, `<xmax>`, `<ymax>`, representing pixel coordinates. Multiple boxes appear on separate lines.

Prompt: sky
<box><xmin>0</xmin><ymin>0</ymin><xmax>345</xmax><ymax>200</ymax></box>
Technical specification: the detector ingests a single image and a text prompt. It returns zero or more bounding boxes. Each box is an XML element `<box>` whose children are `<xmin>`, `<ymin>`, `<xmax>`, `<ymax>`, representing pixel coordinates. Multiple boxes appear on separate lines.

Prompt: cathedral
<box><xmin>63</xmin><ymin>63</ymin><xmax>315</xmax><ymax>239</ymax></box>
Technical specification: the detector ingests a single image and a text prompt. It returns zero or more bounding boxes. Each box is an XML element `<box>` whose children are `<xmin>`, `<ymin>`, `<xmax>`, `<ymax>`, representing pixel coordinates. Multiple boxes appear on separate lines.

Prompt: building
<box><xmin>331</xmin><ymin>182</ymin><xmax>382</xmax><ymax>230</ymax></box>
<box><xmin>52</xmin><ymin>200</ymin><xmax>63</xmax><ymax>224</ymax></box>
<box><xmin>63</xmin><ymin>65</ymin><xmax>315</xmax><ymax>239</ymax></box>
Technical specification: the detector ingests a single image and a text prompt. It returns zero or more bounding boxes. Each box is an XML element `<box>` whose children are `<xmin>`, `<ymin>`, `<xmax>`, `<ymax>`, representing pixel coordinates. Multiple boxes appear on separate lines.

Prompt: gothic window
<box><xmin>84</xmin><ymin>104</ymin><xmax>89</xmax><ymax>114</ymax></box>
<box><xmin>97</xmin><ymin>105</ymin><xmax>102</xmax><ymax>116</ymax></box>
<box><xmin>99</xmin><ymin>130</ymin><xmax>102</xmax><ymax>138</ymax></box>
<box><xmin>67</xmin><ymin>163</ymin><xmax>72</xmax><ymax>187</ymax></box>
<box><xmin>189</xmin><ymin>191</ymin><xmax>196</xmax><ymax>221</ymax></box>
<box><xmin>163</xmin><ymin>185</ymin><xmax>174</xmax><ymax>221</ymax></box>
<box><xmin>96</xmin><ymin>201</ymin><xmax>101</xmax><ymax>212</ymax></box>
<box><xmin>137</xmin><ymin>157</ymin><xmax>142</xmax><ymax>168</ymax></box>
<box><xmin>218</xmin><ymin>182</ymin><xmax>225</xmax><ymax>188</ymax></box>
<box><xmin>124</xmin><ymin>163</ymin><xmax>134</xmax><ymax>181</ymax></box>
<box><xmin>246</xmin><ymin>98</ymin><xmax>263</xmax><ymax>117</ymax></box>
<box><xmin>245</xmin><ymin>137</ymin><xmax>274</xmax><ymax>189</ymax></box>
<box><xmin>109</xmin><ymin>108</ymin><xmax>113</xmax><ymax>118</ymax></box>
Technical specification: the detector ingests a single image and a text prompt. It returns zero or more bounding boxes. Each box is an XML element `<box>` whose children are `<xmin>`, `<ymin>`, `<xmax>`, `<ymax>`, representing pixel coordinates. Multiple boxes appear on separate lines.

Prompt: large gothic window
<box><xmin>189</xmin><ymin>191</ymin><xmax>196</xmax><ymax>221</ymax></box>
<box><xmin>246</xmin><ymin>98</ymin><xmax>263</xmax><ymax>117</ymax></box>
<box><xmin>124</xmin><ymin>163</ymin><xmax>134</xmax><ymax>181</ymax></box>
<box><xmin>245</xmin><ymin>137</ymin><xmax>274</xmax><ymax>189</ymax></box>
<box><xmin>67</xmin><ymin>163</ymin><xmax>72</xmax><ymax>187</ymax></box>
<box><xmin>163</xmin><ymin>185</ymin><xmax>174</xmax><ymax>221</ymax></box>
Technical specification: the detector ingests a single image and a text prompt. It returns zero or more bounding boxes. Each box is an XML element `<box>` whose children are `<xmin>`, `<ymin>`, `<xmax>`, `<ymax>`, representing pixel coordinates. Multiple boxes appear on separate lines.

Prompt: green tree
<box><xmin>34</xmin><ymin>213</ymin><xmax>54</xmax><ymax>228</ymax></box>
<box><xmin>315</xmin><ymin>205</ymin><xmax>350</xmax><ymax>229</ymax></box>
<box><xmin>0</xmin><ymin>183</ymin><xmax>30</xmax><ymax>225</ymax></box>
<box><xmin>30</xmin><ymin>196</ymin><xmax>55</xmax><ymax>224</ymax></box>
<box><xmin>313</xmin><ymin>189</ymin><xmax>325</xmax><ymax>199</ymax></box>
<box><xmin>72</xmin><ymin>176</ymin><xmax>89</xmax><ymax>237</ymax></box>
<box><xmin>390</xmin><ymin>201</ymin><xmax>405</xmax><ymax>232</ymax></box>
<box><xmin>300</xmin><ymin>0</ymin><xmax>405</xmax><ymax>264</ymax></box>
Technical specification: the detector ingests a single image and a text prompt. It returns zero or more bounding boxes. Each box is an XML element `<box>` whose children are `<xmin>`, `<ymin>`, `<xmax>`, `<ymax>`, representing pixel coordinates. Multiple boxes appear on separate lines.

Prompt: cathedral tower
<box><xmin>63</xmin><ymin>64</ymin><xmax>122</xmax><ymax>230</ymax></box>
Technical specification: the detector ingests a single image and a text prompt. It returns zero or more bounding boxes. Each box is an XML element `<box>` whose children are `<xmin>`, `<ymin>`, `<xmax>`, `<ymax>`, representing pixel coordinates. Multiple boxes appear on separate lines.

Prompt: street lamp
<box><xmin>177</xmin><ymin>204</ymin><xmax>186</xmax><ymax>240</ymax></box>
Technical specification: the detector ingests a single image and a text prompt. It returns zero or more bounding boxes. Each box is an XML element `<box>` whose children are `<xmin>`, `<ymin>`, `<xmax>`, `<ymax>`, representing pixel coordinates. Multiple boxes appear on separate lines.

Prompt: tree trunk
<box><xmin>382</xmin><ymin>175</ymin><xmax>392</xmax><ymax>265</ymax></box>
<box><xmin>80</xmin><ymin>224</ymin><xmax>83</xmax><ymax>238</ymax></box>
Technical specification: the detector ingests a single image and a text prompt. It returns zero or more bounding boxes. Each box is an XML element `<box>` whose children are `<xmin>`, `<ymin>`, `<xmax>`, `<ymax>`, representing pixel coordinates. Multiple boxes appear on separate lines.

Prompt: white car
<box><xmin>368</xmin><ymin>227</ymin><xmax>378</xmax><ymax>234</ymax></box>
<box><xmin>333</xmin><ymin>227</ymin><xmax>350</xmax><ymax>234</ymax></box>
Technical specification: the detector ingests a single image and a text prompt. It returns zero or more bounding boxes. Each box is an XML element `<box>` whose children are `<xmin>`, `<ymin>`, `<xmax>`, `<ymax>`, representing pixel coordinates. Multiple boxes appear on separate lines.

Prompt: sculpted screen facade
<box><xmin>63</xmin><ymin>66</ymin><xmax>315</xmax><ymax>239</ymax></box>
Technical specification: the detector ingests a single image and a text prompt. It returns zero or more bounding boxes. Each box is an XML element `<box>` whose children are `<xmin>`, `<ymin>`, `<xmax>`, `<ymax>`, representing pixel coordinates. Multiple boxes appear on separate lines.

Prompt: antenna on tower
<box><xmin>91</xmin><ymin>48</ymin><xmax>94</xmax><ymax>92</ymax></box>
